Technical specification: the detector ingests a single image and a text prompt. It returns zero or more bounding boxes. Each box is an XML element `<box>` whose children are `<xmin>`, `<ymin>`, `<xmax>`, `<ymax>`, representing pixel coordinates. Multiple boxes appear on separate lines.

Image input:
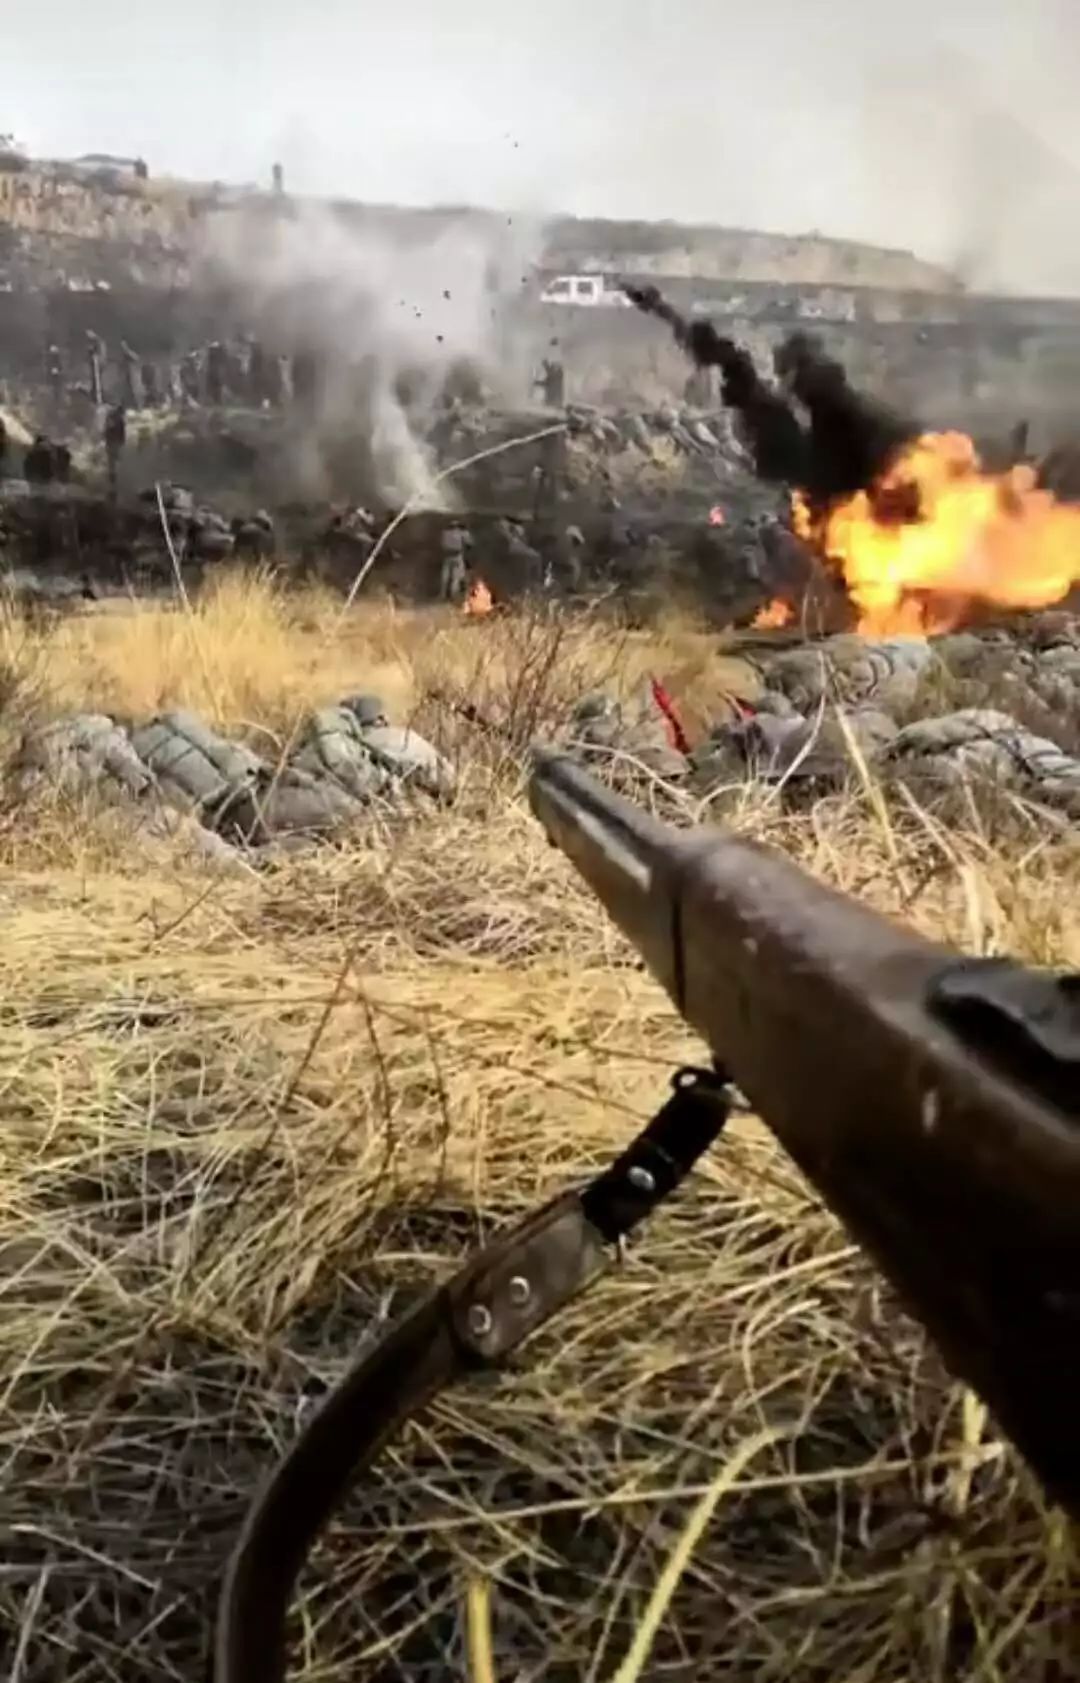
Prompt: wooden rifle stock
<box><xmin>528</xmin><ymin>749</ymin><xmax>1080</xmax><ymax>1514</ymax></box>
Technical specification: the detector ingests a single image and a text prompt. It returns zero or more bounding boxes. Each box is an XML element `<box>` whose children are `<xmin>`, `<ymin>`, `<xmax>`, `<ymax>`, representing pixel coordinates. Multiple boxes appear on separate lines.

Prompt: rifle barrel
<box><xmin>528</xmin><ymin>748</ymin><xmax>1080</xmax><ymax>1513</ymax></box>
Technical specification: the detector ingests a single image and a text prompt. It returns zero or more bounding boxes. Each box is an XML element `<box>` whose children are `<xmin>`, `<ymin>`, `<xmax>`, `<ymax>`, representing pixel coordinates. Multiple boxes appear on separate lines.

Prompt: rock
<box><xmin>13</xmin><ymin>712</ymin><xmax>153</xmax><ymax>799</ymax></box>
<box><xmin>130</xmin><ymin>709</ymin><xmax>264</xmax><ymax>818</ymax></box>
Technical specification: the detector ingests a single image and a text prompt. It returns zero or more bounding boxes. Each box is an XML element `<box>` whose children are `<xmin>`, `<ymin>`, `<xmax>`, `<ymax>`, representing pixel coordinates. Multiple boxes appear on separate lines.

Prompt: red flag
<box><xmin>649</xmin><ymin>675</ymin><xmax>691</xmax><ymax>756</ymax></box>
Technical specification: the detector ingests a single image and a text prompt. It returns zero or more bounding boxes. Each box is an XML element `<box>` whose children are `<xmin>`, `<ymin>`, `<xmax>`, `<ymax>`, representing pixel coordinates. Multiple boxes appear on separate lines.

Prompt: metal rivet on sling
<box><xmin>467</xmin><ymin>1303</ymin><xmax>493</xmax><ymax>1338</ymax></box>
<box><xmin>627</xmin><ymin>1165</ymin><xmax>655</xmax><ymax>1193</ymax></box>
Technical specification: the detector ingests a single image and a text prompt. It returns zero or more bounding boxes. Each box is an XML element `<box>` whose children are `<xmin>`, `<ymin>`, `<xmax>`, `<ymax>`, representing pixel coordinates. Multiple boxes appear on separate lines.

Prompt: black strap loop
<box><xmin>581</xmin><ymin>1065</ymin><xmax>731</xmax><ymax>1242</ymax></box>
<box><xmin>215</xmin><ymin>1066</ymin><xmax>731</xmax><ymax>1683</ymax></box>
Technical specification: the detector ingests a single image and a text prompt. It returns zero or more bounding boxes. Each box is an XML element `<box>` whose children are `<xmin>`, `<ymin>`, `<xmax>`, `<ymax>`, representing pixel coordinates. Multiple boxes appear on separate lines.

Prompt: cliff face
<box><xmin>0</xmin><ymin>153</ymin><xmax>958</xmax><ymax>295</ymax></box>
<box><xmin>540</xmin><ymin>217</ymin><xmax>961</xmax><ymax>292</ymax></box>
<box><xmin>0</xmin><ymin>163</ymin><xmax>192</xmax><ymax>290</ymax></box>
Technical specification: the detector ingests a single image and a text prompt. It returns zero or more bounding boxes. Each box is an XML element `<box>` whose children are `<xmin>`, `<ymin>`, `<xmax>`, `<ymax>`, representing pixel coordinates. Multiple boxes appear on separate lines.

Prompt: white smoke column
<box><xmin>195</xmin><ymin>200</ymin><xmax>544</xmax><ymax>507</ymax></box>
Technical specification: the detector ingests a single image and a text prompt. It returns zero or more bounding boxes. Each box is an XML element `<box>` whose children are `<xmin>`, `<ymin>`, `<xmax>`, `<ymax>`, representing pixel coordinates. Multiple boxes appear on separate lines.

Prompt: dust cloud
<box><xmin>196</xmin><ymin>203</ymin><xmax>544</xmax><ymax>506</ymax></box>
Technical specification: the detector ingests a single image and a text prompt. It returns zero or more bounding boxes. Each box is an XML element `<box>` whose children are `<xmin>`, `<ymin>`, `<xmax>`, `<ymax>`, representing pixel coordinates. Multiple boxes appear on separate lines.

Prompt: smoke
<box><xmin>196</xmin><ymin>202</ymin><xmax>543</xmax><ymax>506</ymax></box>
<box><xmin>624</xmin><ymin>283</ymin><xmax>806</xmax><ymax>482</ymax></box>
<box><xmin>774</xmin><ymin>333</ymin><xmax>914</xmax><ymax>503</ymax></box>
<box><xmin>625</xmin><ymin>283</ymin><xmax>917</xmax><ymax>503</ymax></box>
<box><xmin>856</xmin><ymin>44</ymin><xmax>1080</xmax><ymax>297</ymax></box>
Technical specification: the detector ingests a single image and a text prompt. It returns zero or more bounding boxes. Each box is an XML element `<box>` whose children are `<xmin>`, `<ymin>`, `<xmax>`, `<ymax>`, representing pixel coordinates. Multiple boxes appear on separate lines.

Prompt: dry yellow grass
<box><xmin>0</xmin><ymin>573</ymin><xmax>1077</xmax><ymax>1681</ymax></box>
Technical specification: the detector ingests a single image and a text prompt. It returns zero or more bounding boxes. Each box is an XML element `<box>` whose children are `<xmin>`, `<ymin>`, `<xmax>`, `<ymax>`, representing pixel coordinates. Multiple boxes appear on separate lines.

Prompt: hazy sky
<box><xmin>8</xmin><ymin>1</ymin><xmax>1080</xmax><ymax>287</ymax></box>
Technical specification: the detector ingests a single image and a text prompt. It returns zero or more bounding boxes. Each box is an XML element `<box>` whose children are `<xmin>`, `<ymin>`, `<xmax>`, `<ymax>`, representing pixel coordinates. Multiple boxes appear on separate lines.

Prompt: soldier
<box><xmin>559</xmin><ymin>522</ymin><xmax>586</xmax><ymax>593</ymax></box>
<box><xmin>141</xmin><ymin>359</ymin><xmax>160</xmax><ymax>408</ymax></box>
<box><xmin>104</xmin><ymin>404</ymin><xmax>126</xmax><ymax>502</ymax></box>
<box><xmin>180</xmin><ymin>351</ymin><xmax>201</xmax><ymax>406</ymax></box>
<box><xmin>439</xmin><ymin>522</ymin><xmax>470</xmax><ymax>602</ymax></box>
<box><xmin>86</xmin><ymin>330</ymin><xmax>105</xmax><ymax>406</ymax></box>
<box><xmin>53</xmin><ymin>441</ymin><xmax>72</xmax><ymax>484</ymax></box>
<box><xmin>261</xmin><ymin>351</ymin><xmax>283</xmax><ymax>407</ymax></box>
<box><xmin>119</xmin><ymin>341</ymin><xmax>144</xmax><ymax>409</ymax></box>
<box><xmin>531</xmin><ymin>429</ymin><xmax>566</xmax><ymax>521</ymax></box>
<box><xmin>46</xmin><ymin>342</ymin><xmax>64</xmax><ymax>406</ymax></box>
<box><xmin>292</xmin><ymin>349</ymin><xmax>316</xmax><ymax>410</ymax></box>
<box><xmin>205</xmin><ymin>341</ymin><xmax>226</xmax><ymax>406</ymax></box>
<box><xmin>231</xmin><ymin>509</ymin><xmax>275</xmax><ymax>561</ymax></box>
<box><xmin>535</xmin><ymin>352</ymin><xmax>565</xmax><ymax>408</ymax></box>
<box><xmin>491</xmin><ymin>517</ymin><xmax>538</xmax><ymax>593</ymax></box>
<box><xmin>24</xmin><ymin>434</ymin><xmax>55</xmax><ymax>485</ymax></box>
<box><xmin>246</xmin><ymin>337</ymin><xmax>267</xmax><ymax>407</ymax></box>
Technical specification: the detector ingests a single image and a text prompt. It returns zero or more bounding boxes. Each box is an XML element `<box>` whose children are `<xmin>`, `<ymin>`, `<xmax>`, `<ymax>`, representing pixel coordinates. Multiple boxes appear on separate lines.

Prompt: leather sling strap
<box><xmin>214</xmin><ymin>1066</ymin><xmax>731</xmax><ymax>1683</ymax></box>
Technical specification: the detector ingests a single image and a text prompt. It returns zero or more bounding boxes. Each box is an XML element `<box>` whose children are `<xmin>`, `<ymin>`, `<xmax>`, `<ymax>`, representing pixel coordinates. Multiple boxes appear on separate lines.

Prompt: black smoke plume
<box><xmin>623</xmin><ymin>283</ymin><xmax>918</xmax><ymax>505</ymax></box>
<box><xmin>774</xmin><ymin>331</ymin><xmax>915</xmax><ymax>502</ymax></box>
<box><xmin>624</xmin><ymin>283</ymin><xmax>807</xmax><ymax>484</ymax></box>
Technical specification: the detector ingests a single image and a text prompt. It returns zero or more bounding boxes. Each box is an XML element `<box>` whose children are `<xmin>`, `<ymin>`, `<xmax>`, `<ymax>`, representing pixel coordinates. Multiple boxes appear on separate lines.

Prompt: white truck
<box><xmin>539</xmin><ymin>273</ymin><xmax>631</xmax><ymax>308</ymax></box>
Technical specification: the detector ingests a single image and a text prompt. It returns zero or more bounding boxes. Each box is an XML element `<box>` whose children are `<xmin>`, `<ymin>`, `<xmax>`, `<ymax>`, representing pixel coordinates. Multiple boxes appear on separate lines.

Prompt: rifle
<box><xmin>215</xmin><ymin>752</ymin><xmax>1080</xmax><ymax>1682</ymax></box>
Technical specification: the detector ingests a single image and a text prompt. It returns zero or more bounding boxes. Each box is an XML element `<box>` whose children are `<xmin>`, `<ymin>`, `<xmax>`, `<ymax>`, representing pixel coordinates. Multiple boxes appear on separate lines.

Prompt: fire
<box><xmin>463</xmin><ymin>577</ymin><xmax>494</xmax><ymax>617</ymax></box>
<box><xmin>751</xmin><ymin>597</ymin><xmax>794</xmax><ymax>629</ymax></box>
<box><xmin>708</xmin><ymin>504</ymin><xmax>726</xmax><ymax>527</ymax></box>
<box><xmin>796</xmin><ymin>431</ymin><xmax>1080</xmax><ymax>636</ymax></box>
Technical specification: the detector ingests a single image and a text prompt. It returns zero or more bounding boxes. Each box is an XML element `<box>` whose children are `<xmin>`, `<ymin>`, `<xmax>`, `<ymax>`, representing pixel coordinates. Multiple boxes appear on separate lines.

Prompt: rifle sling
<box><xmin>214</xmin><ymin>1065</ymin><xmax>731</xmax><ymax>1683</ymax></box>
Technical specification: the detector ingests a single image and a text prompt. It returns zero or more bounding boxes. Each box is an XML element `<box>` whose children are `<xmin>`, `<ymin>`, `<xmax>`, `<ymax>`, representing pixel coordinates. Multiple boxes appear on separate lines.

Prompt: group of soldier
<box><xmin>40</xmin><ymin>332</ymin><xmax>571</xmax><ymax>420</ymax></box>
<box><xmin>43</xmin><ymin>331</ymin><xmax>304</xmax><ymax>415</ymax></box>
<box><xmin>0</xmin><ymin>404</ymin><xmax>128</xmax><ymax>500</ymax></box>
<box><xmin>436</xmin><ymin>513</ymin><xmax>585</xmax><ymax>604</ymax></box>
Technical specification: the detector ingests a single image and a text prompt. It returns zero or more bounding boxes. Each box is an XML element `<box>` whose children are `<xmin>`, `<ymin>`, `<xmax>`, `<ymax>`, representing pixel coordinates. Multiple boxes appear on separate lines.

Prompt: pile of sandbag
<box><xmin>564</xmin><ymin>619</ymin><xmax>1080</xmax><ymax>822</ymax></box>
<box><xmin>11</xmin><ymin>692</ymin><xmax>456</xmax><ymax>856</ymax></box>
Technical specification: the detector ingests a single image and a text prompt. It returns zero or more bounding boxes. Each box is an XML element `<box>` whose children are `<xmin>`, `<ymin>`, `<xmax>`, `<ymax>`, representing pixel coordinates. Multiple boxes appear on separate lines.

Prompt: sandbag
<box><xmin>130</xmin><ymin>709</ymin><xmax>263</xmax><ymax>814</ymax></box>
<box><xmin>13</xmin><ymin>712</ymin><xmax>153</xmax><ymax>800</ymax></box>
<box><xmin>358</xmin><ymin>723</ymin><xmax>457</xmax><ymax>800</ymax></box>
<box><xmin>291</xmin><ymin>706</ymin><xmax>389</xmax><ymax>801</ymax></box>
<box><xmin>887</xmin><ymin>708</ymin><xmax>1080</xmax><ymax>818</ymax></box>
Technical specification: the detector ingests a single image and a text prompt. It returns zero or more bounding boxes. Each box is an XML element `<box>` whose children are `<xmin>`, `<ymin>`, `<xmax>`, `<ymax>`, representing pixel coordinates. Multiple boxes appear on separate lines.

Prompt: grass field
<box><xmin>1</xmin><ymin>572</ymin><xmax>1077</xmax><ymax>1681</ymax></box>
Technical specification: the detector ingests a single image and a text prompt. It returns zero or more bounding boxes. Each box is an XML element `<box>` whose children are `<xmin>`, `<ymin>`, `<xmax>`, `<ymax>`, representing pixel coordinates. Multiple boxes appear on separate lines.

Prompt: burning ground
<box><xmin>626</xmin><ymin>283</ymin><xmax>1080</xmax><ymax>639</ymax></box>
<box><xmin>1</xmin><ymin>577</ymin><xmax>1078</xmax><ymax>1682</ymax></box>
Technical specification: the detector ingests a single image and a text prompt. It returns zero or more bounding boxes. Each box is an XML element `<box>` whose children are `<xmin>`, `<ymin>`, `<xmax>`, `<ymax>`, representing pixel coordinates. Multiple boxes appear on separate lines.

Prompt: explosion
<box><xmin>463</xmin><ymin>577</ymin><xmax>494</xmax><ymax>617</ymax></box>
<box><xmin>795</xmin><ymin>432</ymin><xmax>1080</xmax><ymax>636</ymax></box>
<box><xmin>751</xmin><ymin>598</ymin><xmax>794</xmax><ymax>629</ymax></box>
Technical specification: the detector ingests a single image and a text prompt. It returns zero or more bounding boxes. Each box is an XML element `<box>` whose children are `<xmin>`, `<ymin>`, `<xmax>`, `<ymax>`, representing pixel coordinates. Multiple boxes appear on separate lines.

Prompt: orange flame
<box><xmin>463</xmin><ymin>577</ymin><xmax>494</xmax><ymax>617</ymax></box>
<box><xmin>796</xmin><ymin>431</ymin><xmax>1080</xmax><ymax>636</ymax></box>
<box><xmin>751</xmin><ymin>597</ymin><xmax>794</xmax><ymax>629</ymax></box>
